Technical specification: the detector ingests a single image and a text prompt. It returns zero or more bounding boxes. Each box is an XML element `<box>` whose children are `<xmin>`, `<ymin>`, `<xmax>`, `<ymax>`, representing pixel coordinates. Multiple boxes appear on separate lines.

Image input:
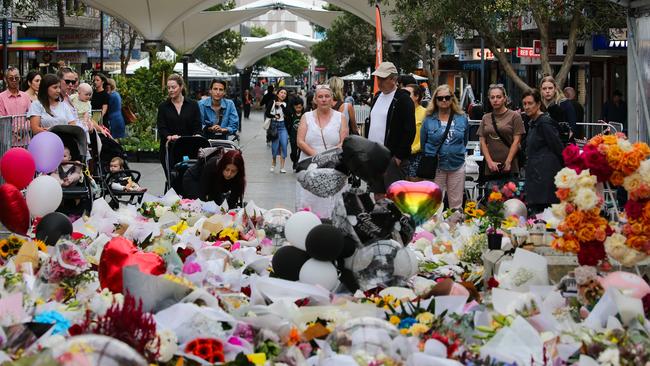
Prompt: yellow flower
<box><xmin>219</xmin><ymin>227</ymin><xmax>239</xmax><ymax>242</ymax></box>
<box><xmin>465</xmin><ymin>201</ymin><xmax>477</xmax><ymax>209</ymax></box>
<box><xmin>162</xmin><ymin>274</ymin><xmax>195</xmax><ymax>289</ymax></box>
<box><xmin>399</xmin><ymin>328</ymin><xmax>409</xmax><ymax>335</ymax></box>
<box><xmin>170</xmin><ymin>220</ymin><xmax>189</xmax><ymax>234</ymax></box>
<box><xmin>415</xmin><ymin>312</ymin><xmax>434</xmax><ymax>325</ymax></box>
<box><xmin>389</xmin><ymin>315</ymin><xmax>401</xmax><ymax>325</ymax></box>
<box><xmin>409</xmin><ymin>323</ymin><xmax>430</xmax><ymax>336</ymax></box>
<box><xmin>488</xmin><ymin>191</ymin><xmax>503</xmax><ymax>202</ymax></box>
<box><xmin>34</xmin><ymin>239</ymin><xmax>47</xmax><ymax>253</ymax></box>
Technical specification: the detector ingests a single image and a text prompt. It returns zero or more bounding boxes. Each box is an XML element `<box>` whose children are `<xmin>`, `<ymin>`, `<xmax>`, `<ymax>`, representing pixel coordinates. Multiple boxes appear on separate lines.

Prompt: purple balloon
<box><xmin>28</xmin><ymin>132</ymin><xmax>64</xmax><ymax>173</ymax></box>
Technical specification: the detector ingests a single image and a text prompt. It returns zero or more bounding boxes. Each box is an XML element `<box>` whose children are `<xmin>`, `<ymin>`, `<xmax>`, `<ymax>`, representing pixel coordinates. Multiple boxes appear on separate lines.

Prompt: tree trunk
<box><xmin>56</xmin><ymin>0</ymin><xmax>65</xmax><ymax>27</ymax></box>
<box><xmin>482</xmin><ymin>31</ymin><xmax>531</xmax><ymax>92</ymax></box>
<box><xmin>432</xmin><ymin>45</ymin><xmax>441</xmax><ymax>89</ymax></box>
<box><xmin>555</xmin><ymin>9</ymin><xmax>581</xmax><ymax>88</ymax></box>
<box><xmin>532</xmin><ymin>10</ymin><xmax>553</xmax><ymax>78</ymax></box>
<box><xmin>124</xmin><ymin>27</ymin><xmax>137</xmax><ymax>76</ymax></box>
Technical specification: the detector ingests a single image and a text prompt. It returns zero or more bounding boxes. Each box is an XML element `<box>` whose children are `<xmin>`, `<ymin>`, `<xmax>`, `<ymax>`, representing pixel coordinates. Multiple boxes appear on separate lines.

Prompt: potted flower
<box><xmin>485</xmin><ymin>186</ymin><xmax>506</xmax><ymax>249</ymax></box>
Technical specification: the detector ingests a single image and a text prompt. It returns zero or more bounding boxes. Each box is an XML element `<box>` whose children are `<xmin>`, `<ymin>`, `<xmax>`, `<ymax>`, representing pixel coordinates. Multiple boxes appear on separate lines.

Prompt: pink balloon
<box><xmin>600</xmin><ymin>271</ymin><xmax>650</xmax><ymax>299</ymax></box>
<box><xmin>0</xmin><ymin>148</ymin><xmax>35</xmax><ymax>189</ymax></box>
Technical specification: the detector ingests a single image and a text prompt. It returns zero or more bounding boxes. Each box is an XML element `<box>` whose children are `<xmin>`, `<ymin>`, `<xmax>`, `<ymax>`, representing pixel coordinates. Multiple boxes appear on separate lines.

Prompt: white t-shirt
<box><xmin>27</xmin><ymin>100</ymin><xmax>76</xmax><ymax>129</ymax></box>
<box><xmin>368</xmin><ymin>89</ymin><xmax>396</xmax><ymax>145</ymax></box>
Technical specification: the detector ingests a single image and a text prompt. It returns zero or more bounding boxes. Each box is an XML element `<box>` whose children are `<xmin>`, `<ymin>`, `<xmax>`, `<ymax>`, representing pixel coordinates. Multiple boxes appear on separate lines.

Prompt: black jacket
<box><xmin>364</xmin><ymin>88</ymin><xmax>415</xmax><ymax>160</ymax></box>
<box><xmin>265</xmin><ymin>99</ymin><xmax>292</xmax><ymax>129</ymax></box>
<box><xmin>156</xmin><ymin>98</ymin><xmax>202</xmax><ymax>152</ymax></box>
<box><xmin>525</xmin><ymin>113</ymin><xmax>564</xmax><ymax>206</ymax></box>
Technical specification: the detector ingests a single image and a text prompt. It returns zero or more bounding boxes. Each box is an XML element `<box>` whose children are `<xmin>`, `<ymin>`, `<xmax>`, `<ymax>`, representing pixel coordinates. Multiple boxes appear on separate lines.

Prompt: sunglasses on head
<box><xmin>63</xmin><ymin>79</ymin><xmax>77</xmax><ymax>85</ymax></box>
<box><xmin>435</xmin><ymin>95</ymin><xmax>452</xmax><ymax>102</ymax></box>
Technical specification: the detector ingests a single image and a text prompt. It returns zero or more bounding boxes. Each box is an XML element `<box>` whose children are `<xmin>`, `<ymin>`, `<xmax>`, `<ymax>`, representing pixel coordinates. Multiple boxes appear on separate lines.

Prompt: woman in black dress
<box><xmin>156</xmin><ymin>74</ymin><xmax>202</xmax><ymax>177</ymax></box>
<box><xmin>183</xmin><ymin>149</ymin><xmax>246</xmax><ymax>208</ymax></box>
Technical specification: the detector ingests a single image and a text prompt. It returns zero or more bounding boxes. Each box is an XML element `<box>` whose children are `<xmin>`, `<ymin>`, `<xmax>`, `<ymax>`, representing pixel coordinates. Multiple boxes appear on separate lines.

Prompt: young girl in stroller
<box><xmin>108</xmin><ymin>157</ymin><xmax>146</xmax><ymax>192</ymax></box>
<box><xmin>183</xmin><ymin>149</ymin><xmax>246</xmax><ymax>208</ymax></box>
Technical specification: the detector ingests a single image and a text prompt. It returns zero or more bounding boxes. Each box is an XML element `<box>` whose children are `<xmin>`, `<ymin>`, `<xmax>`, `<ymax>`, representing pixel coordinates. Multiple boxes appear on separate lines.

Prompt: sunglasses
<box><xmin>63</xmin><ymin>79</ymin><xmax>78</xmax><ymax>85</ymax></box>
<box><xmin>435</xmin><ymin>95</ymin><xmax>452</xmax><ymax>102</ymax></box>
<box><xmin>489</xmin><ymin>83</ymin><xmax>504</xmax><ymax>88</ymax></box>
<box><xmin>315</xmin><ymin>84</ymin><xmax>331</xmax><ymax>90</ymax></box>
<box><xmin>7</xmin><ymin>76</ymin><xmax>20</xmax><ymax>81</ymax></box>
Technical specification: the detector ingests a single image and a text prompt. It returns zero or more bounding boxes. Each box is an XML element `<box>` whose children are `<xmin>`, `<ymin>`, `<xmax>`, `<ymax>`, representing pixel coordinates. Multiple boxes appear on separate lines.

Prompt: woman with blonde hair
<box><xmin>539</xmin><ymin>75</ymin><xmax>576</xmax><ymax>138</ymax></box>
<box><xmin>420</xmin><ymin>84</ymin><xmax>469</xmax><ymax>210</ymax></box>
<box><xmin>327</xmin><ymin>76</ymin><xmax>358</xmax><ymax>135</ymax></box>
<box><xmin>296</xmin><ymin>84</ymin><xmax>349</xmax><ymax>217</ymax></box>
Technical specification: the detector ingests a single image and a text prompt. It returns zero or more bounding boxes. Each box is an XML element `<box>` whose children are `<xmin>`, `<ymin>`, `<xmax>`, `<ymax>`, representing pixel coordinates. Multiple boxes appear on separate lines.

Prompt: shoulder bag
<box><xmin>490</xmin><ymin>112</ymin><xmax>526</xmax><ymax>167</ymax></box>
<box><xmin>417</xmin><ymin>113</ymin><xmax>453</xmax><ymax>179</ymax></box>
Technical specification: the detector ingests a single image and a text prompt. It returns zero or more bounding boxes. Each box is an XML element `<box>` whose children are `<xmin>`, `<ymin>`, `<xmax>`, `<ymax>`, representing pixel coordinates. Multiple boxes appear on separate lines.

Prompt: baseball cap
<box><xmin>371</xmin><ymin>62</ymin><xmax>398</xmax><ymax>78</ymax></box>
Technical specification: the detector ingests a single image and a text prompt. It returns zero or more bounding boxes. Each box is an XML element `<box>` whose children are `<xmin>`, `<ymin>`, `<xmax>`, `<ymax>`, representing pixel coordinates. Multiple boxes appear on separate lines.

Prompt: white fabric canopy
<box><xmin>235</xmin><ymin>30</ymin><xmax>318</xmax><ymax>69</ymax></box>
<box><xmin>341</xmin><ymin>71</ymin><xmax>371</xmax><ymax>81</ymax></box>
<box><xmin>327</xmin><ymin>0</ymin><xmax>398</xmax><ymax>40</ymax></box>
<box><xmin>255</xmin><ymin>67</ymin><xmax>291</xmax><ymax>78</ymax></box>
<box><xmin>113</xmin><ymin>48</ymin><xmax>229</xmax><ymax>80</ymax></box>
<box><xmin>410</xmin><ymin>73</ymin><xmax>427</xmax><ymax>81</ymax></box>
<box><xmin>81</xmin><ymin>0</ymin><xmax>223</xmax><ymax>41</ymax></box>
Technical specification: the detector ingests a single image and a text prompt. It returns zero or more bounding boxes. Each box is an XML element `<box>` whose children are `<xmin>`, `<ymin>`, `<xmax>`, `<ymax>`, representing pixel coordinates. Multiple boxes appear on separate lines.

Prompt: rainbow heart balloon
<box><xmin>386</xmin><ymin>180</ymin><xmax>442</xmax><ymax>224</ymax></box>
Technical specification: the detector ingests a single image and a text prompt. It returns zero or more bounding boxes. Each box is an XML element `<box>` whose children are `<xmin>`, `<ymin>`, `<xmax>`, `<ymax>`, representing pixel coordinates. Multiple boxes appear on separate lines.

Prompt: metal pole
<box><xmin>480</xmin><ymin>38</ymin><xmax>485</xmax><ymax>103</ymax></box>
<box><xmin>182</xmin><ymin>55</ymin><xmax>189</xmax><ymax>88</ymax></box>
<box><xmin>99</xmin><ymin>11</ymin><xmax>104</xmax><ymax>71</ymax></box>
<box><xmin>2</xmin><ymin>18</ymin><xmax>8</xmax><ymax>72</ymax></box>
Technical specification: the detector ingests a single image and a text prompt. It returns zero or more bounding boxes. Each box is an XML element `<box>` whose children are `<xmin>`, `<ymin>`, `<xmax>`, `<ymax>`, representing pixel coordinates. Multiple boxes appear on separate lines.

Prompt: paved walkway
<box><xmin>130</xmin><ymin>110</ymin><xmax>297</xmax><ymax>210</ymax></box>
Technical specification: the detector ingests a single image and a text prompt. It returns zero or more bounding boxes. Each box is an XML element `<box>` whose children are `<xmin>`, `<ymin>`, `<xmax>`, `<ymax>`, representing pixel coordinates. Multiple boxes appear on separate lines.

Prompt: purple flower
<box><xmin>182</xmin><ymin>261</ymin><xmax>202</xmax><ymax>274</ymax></box>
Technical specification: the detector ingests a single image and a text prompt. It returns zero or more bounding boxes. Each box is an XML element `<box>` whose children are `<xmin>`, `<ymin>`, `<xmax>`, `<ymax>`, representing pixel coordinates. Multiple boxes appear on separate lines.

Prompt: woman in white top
<box><xmin>28</xmin><ymin>74</ymin><xmax>76</xmax><ymax>135</ymax></box>
<box><xmin>296</xmin><ymin>84</ymin><xmax>349</xmax><ymax>218</ymax></box>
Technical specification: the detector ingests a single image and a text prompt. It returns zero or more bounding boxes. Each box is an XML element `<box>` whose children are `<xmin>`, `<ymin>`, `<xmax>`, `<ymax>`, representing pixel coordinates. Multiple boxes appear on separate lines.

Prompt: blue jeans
<box><xmin>271</xmin><ymin>121</ymin><xmax>288</xmax><ymax>158</ymax></box>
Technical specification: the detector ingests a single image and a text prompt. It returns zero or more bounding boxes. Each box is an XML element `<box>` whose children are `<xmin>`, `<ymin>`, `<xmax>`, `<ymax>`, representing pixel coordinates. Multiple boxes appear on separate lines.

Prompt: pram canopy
<box><xmin>49</xmin><ymin>125</ymin><xmax>87</xmax><ymax>161</ymax></box>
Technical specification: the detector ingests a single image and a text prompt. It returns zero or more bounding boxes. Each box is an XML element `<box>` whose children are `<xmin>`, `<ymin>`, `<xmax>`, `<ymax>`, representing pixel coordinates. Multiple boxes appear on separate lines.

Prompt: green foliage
<box><xmin>256</xmin><ymin>49</ymin><xmax>309</xmax><ymax>77</ymax></box>
<box><xmin>249</xmin><ymin>26</ymin><xmax>269</xmax><ymax>38</ymax></box>
<box><xmin>116</xmin><ymin>59</ymin><xmax>175</xmax><ymax>152</ymax></box>
<box><xmin>193</xmin><ymin>30</ymin><xmax>244</xmax><ymax>72</ymax></box>
<box><xmin>311</xmin><ymin>12</ymin><xmax>376</xmax><ymax>75</ymax></box>
<box><xmin>193</xmin><ymin>0</ymin><xmax>243</xmax><ymax>72</ymax></box>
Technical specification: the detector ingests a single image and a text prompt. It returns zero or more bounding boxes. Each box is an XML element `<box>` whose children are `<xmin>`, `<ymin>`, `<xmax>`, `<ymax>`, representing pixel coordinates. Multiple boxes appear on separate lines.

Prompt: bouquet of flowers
<box><xmin>551</xmin><ymin>167</ymin><xmax>612</xmax><ymax>266</ymax></box>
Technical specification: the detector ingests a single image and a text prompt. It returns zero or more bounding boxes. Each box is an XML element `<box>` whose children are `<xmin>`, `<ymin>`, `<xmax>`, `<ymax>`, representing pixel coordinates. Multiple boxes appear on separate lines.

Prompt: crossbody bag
<box><xmin>417</xmin><ymin>113</ymin><xmax>453</xmax><ymax>179</ymax></box>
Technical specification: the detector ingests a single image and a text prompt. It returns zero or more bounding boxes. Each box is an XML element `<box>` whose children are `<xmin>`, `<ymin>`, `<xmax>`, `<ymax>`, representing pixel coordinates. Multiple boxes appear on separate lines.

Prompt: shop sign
<box><xmin>517</xmin><ymin>47</ymin><xmax>539</xmax><ymax>58</ymax></box>
<box><xmin>533</xmin><ymin>40</ymin><xmax>557</xmax><ymax>55</ymax></box>
<box><xmin>58</xmin><ymin>30</ymin><xmax>100</xmax><ymax>50</ymax></box>
<box><xmin>556</xmin><ymin>39</ymin><xmax>586</xmax><ymax>55</ymax></box>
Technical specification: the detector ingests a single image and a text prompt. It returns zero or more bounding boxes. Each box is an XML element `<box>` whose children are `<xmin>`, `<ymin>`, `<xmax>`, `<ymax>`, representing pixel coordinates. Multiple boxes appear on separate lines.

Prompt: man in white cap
<box><xmin>365</xmin><ymin>61</ymin><xmax>415</xmax><ymax>195</ymax></box>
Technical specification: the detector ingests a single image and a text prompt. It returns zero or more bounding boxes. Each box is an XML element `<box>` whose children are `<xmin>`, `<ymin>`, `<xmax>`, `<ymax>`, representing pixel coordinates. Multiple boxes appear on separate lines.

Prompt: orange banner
<box><xmin>373</xmin><ymin>4</ymin><xmax>383</xmax><ymax>94</ymax></box>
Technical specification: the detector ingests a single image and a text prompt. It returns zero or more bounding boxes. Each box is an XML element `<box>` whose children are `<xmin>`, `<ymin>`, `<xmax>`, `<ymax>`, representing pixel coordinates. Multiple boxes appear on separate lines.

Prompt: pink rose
<box><xmin>182</xmin><ymin>261</ymin><xmax>202</xmax><ymax>274</ymax></box>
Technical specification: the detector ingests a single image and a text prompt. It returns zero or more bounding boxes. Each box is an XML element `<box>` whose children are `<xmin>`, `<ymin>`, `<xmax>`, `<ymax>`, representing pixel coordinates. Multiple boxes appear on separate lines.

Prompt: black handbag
<box><xmin>266</xmin><ymin>121</ymin><xmax>278</xmax><ymax>140</ymax></box>
<box><xmin>417</xmin><ymin>113</ymin><xmax>453</xmax><ymax>179</ymax></box>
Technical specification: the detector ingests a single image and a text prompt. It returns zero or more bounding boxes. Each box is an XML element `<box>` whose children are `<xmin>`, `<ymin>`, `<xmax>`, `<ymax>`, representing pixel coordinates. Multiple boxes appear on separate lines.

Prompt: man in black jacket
<box><xmin>365</xmin><ymin>62</ymin><xmax>416</xmax><ymax>195</ymax></box>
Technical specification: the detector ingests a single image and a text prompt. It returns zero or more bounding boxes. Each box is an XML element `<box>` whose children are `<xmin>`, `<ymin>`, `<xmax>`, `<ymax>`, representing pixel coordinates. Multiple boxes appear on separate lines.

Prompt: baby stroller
<box><xmin>93</xmin><ymin>131</ymin><xmax>146</xmax><ymax>208</ymax></box>
<box><xmin>49</xmin><ymin>125</ymin><xmax>94</xmax><ymax>216</ymax></box>
<box><xmin>165</xmin><ymin>136</ymin><xmax>211</xmax><ymax>194</ymax></box>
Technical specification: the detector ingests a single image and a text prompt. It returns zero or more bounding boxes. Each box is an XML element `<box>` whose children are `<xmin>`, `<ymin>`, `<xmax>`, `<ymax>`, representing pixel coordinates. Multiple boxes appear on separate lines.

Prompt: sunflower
<box><xmin>0</xmin><ymin>240</ymin><xmax>9</xmax><ymax>258</ymax></box>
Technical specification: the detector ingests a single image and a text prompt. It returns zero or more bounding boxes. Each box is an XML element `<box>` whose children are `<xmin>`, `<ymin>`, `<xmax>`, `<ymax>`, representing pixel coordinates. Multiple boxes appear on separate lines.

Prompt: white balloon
<box><xmin>504</xmin><ymin>198</ymin><xmax>527</xmax><ymax>219</ymax></box>
<box><xmin>26</xmin><ymin>175</ymin><xmax>63</xmax><ymax>217</ymax></box>
<box><xmin>299</xmin><ymin>259</ymin><xmax>338</xmax><ymax>291</ymax></box>
<box><xmin>393</xmin><ymin>248</ymin><xmax>419</xmax><ymax>279</ymax></box>
<box><xmin>284</xmin><ymin>211</ymin><xmax>321</xmax><ymax>250</ymax></box>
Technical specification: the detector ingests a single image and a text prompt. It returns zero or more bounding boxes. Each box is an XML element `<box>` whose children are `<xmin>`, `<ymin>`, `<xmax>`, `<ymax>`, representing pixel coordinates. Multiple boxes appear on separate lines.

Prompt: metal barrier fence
<box><xmin>0</xmin><ymin>115</ymin><xmax>32</xmax><ymax>185</ymax></box>
<box><xmin>354</xmin><ymin>105</ymin><xmax>371</xmax><ymax>135</ymax></box>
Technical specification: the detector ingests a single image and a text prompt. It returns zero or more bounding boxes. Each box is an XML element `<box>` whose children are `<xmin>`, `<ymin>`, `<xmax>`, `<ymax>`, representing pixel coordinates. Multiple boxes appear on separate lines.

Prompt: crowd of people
<box><xmin>0</xmin><ymin>63</ymin><xmax>630</xmax><ymax>216</ymax></box>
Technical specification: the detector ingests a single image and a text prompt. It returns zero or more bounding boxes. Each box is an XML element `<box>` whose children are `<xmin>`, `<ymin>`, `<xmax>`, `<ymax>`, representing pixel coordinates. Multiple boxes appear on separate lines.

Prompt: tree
<box><xmin>448</xmin><ymin>0</ymin><xmax>626</xmax><ymax>90</ymax></box>
<box><xmin>311</xmin><ymin>11</ymin><xmax>376</xmax><ymax>75</ymax></box>
<box><xmin>192</xmin><ymin>1</ymin><xmax>244</xmax><ymax>72</ymax></box>
<box><xmin>381</xmin><ymin>0</ymin><xmax>457</xmax><ymax>88</ymax></box>
<box><xmin>249</xmin><ymin>25</ymin><xmax>268</xmax><ymax>38</ymax></box>
<box><xmin>257</xmin><ymin>48</ymin><xmax>309</xmax><ymax>77</ymax></box>
<box><xmin>108</xmin><ymin>17</ymin><xmax>140</xmax><ymax>76</ymax></box>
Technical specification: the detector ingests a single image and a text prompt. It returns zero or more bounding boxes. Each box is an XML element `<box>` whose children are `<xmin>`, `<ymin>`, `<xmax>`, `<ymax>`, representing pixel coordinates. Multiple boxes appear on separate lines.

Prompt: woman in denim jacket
<box><xmin>421</xmin><ymin>84</ymin><xmax>469</xmax><ymax>210</ymax></box>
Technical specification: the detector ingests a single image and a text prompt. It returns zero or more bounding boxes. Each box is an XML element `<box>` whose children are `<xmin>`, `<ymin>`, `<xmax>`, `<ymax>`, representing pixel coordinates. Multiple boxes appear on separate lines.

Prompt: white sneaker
<box><xmin>280</xmin><ymin>168</ymin><xmax>287</xmax><ymax>174</ymax></box>
<box><xmin>270</xmin><ymin>166</ymin><xmax>275</xmax><ymax>172</ymax></box>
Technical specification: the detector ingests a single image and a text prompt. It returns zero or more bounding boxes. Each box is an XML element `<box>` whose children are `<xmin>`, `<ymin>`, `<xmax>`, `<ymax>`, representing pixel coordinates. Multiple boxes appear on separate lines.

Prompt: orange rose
<box><xmin>610</xmin><ymin>171</ymin><xmax>625</xmax><ymax>186</ymax></box>
<box><xmin>577</xmin><ymin>227</ymin><xmax>595</xmax><ymax>242</ymax></box>
<box><xmin>552</xmin><ymin>237</ymin><xmax>580</xmax><ymax>253</ymax></box>
<box><xmin>633</xmin><ymin>142</ymin><xmax>650</xmax><ymax>157</ymax></box>
<box><xmin>565</xmin><ymin>211</ymin><xmax>583</xmax><ymax>229</ymax></box>
<box><xmin>590</xmin><ymin>136</ymin><xmax>604</xmax><ymax>146</ymax></box>
<box><xmin>603</xmin><ymin>135</ymin><xmax>617</xmax><ymax>145</ymax></box>
<box><xmin>488</xmin><ymin>191</ymin><xmax>503</xmax><ymax>202</ymax></box>
<box><xmin>594</xmin><ymin>228</ymin><xmax>607</xmax><ymax>242</ymax></box>
<box><xmin>643</xmin><ymin>202</ymin><xmax>650</xmax><ymax>221</ymax></box>
<box><xmin>555</xmin><ymin>188</ymin><xmax>571</xmax><ymax>201</ymax></box>
<box><xmin>631</xmin><ymin>222</ymin><xmax>644</xmax><ymax>235</ymax></box>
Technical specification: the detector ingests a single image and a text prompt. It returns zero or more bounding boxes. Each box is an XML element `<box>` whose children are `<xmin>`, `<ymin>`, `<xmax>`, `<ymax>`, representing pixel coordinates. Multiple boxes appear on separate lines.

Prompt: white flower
<box><xmin>554</xmin><ymin>168</ymin><xmax>578</xmax><ymax>189</ymax></box>
<box><xmin>617</xmin><ymin>138</ymin><xmax>633</xmax><ymax>152</ymax></box>
<box><xmin>605</xmin><ymin>233</ymin><xmax>648</xmax><ymax>266</ymax></box>
<box><xmin>154</xmin><ymin>329</ymin><xmax>178</xmax><ymax>362</ymax></box>
<box><xmin>576</xmin><ymin>170</ymin><xmax>597</xmax><ymax>188</ymax></box>
<box><xmin>597</xmin><ymin>348</ymin><xmax>620</xmax><ymax>366</ymax></box>
<box><xmin>154</xmin><ymin>205</ymin><xmax>170</xmax><ymax>218</ymax></box>
<box><xmin>638</xmin><ymin>159</ymin><xmax>650</xmax><ymax>181</ymax></box>
<box><xmin>551</xmin><ymin>203</ymin><xmax>567</xmax><ymax>220</ymax></box>
<box><xmin>413</xmin><ymin>238</ymin><xmax>432</xmax><ymax>252</ymax></box>
<box><xmin>574</xmin><ymin>188</ymin><xmax>599</xmax><ymax>211</ymax></box>
<box><xmin>623</xmin><ymin>172</ymin><xmax>643</xmax><ymax>192</ymax></box>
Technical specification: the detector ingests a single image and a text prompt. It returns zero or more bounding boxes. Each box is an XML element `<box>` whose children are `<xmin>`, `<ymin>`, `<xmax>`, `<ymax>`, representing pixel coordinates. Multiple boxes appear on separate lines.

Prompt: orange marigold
<box><xmin>602</xmin><ymin>135</ymin><xmax>617</xmax><ymax>145</ymax></box>
<box><xmin>488</xmin><ymin>191</ymin><xmax>503</xmax><ymax>202</ymax></box>
<box><xmin>565</xmin><ymin>211</ymin><xmax>584</xmax><ymax>229</ymax></box>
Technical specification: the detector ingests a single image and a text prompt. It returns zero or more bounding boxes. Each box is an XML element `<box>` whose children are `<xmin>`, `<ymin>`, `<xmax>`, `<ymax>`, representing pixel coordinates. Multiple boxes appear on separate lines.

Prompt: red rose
<box><xmin>583</xmin><ymin>144</ymin><xmax>613</xmax><ymax>182</ymax></box>
<box><xmin>563</xmin><ymin>144</ymin><xmax>585</xmax><ymax>173</ymax></box>
<box><xmin>487</xmin><ymin>277</ymin><xmax>500</xmax><ymax>289</ymax></box>
<box><xmin>577</xmin><ymin>240</ymin><xmax>606</xmax><ymax>266</ymax></box>
<box><xmin>625</xmin><ymin>200</ymin><xmax>644</xmax><ymax>220</ymax></box>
